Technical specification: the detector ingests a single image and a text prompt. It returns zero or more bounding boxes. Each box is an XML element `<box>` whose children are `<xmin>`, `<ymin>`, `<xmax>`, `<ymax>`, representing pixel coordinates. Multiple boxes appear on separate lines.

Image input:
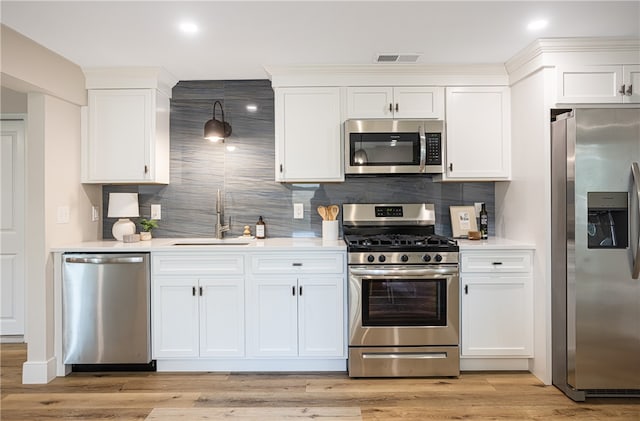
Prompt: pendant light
<box><xmin>204</xmin><ymin>100</ymin><xmax>232</xmax><ymax>142</ymax></box>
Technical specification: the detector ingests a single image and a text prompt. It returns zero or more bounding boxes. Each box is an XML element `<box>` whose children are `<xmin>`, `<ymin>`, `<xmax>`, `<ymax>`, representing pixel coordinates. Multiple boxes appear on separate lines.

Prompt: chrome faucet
<box><xmin>215</xmin><ymin>189</ymin><xmax>231</xmax><ymax>239</ymax></box>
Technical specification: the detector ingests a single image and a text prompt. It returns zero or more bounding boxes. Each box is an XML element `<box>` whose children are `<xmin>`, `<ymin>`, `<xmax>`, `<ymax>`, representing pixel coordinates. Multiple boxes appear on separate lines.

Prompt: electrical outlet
<box><xmin>151</xmin><ymin>204</ymin><xmax>161</xmax><ymax>220</ymax></box>
<box><xmin>293</xmin><ymin>203</ymin><xmax>304</xmax><ymax>219</ymax></box>
<box><xmin>91</xmin><ymin>206</ymin><xmax>99</xmax><ymax>222</ymax></box>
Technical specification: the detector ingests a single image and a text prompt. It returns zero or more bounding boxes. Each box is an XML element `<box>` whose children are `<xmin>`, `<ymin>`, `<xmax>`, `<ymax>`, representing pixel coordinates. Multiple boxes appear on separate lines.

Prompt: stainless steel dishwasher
<box><xmin>62</xmin><ymin>253</ymin><xmax>151</xmax><ymax>365</ymax></box>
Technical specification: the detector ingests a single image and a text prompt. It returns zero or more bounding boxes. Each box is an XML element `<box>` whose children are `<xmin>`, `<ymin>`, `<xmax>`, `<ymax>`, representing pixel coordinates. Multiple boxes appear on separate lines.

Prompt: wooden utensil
<box><xmin>328</xmin><ymin>205</ymin><xmax>339</xmax><ymax>221</ymax></box>
<box><xmin>317</xmin><ymin>205</ymin><xmax>327</xmax><ymax>221</ymax></box>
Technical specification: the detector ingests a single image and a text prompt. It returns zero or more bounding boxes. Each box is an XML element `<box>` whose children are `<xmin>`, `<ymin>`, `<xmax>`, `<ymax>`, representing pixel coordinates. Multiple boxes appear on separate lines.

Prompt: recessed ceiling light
<box><xmin>179</xmin><ymin>22</ymin><xmax>198</xmax><ymax>34</ymax></box>
<box><xmin>246</xmin><ymin>104</ymin><xmax>258</xmax><ymax>112</ymax></box>
<box><xmin>527</xmin><ymin>19</ymin><xmax>548</xmax><ymax>31</ymax></box>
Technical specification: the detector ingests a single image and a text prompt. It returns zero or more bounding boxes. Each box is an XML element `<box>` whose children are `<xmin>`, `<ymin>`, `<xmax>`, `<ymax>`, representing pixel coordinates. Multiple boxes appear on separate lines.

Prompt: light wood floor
<box><xmin>1</xmin><ymin>344</ymin><xmax>638</xmax><ymax>420</ymax></box>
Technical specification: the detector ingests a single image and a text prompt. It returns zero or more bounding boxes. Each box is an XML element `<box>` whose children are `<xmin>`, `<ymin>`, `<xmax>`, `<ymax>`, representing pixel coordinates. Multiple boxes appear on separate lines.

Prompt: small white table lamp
<box><xmin>107</xmin><ymin>193</ymin><xmax>140</xmax><ymax>241</ymax></box>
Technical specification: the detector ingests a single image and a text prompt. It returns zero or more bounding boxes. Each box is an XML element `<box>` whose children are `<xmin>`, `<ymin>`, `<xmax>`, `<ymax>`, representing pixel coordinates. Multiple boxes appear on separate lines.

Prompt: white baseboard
<box><xmin>0</xmin><ymin>335</ymin><xmax>25</xmax><ymax>344</ymax></box>
<box><xmin>157</xmin><ymin>358</ymin><xmax>348</xmax><ymax>372</ymax></box>
<box><xmin>460</xmin><ymin>357</ymin><xmax>530</xmax><ymax>371</ymax></box>
<box><xmin>22</xmin><ymin>357</ymin><xmax>57</xmax><ymax>384</ymax></box>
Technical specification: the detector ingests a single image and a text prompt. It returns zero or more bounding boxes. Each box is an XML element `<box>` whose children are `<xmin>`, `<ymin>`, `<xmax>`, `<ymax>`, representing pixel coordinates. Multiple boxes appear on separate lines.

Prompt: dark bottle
<box><xmin>256</xmin><ymin>216</ymin><xmax>266</xmax><ymax>239</ymax></box>
<box><xmin>479</xmin><ymin>203</ymin><xmax>488</xmax><ymax>239</ymax></box>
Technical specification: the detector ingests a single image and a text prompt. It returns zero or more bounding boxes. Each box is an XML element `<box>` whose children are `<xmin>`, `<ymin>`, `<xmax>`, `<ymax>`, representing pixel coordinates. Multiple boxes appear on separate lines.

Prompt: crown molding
<box><xmin>506</xmin><ymin>37</ymin><xmax>640</xmax><ymax>84</ymax></box>
<box><xmin>265</xmin><ymin>64</ymin><xmax>508</xmax><ymax>87</ymax></box>
<box><xmin>83</xmin><ymin>67</ymin><xmax>179</xmax><ymax>98</ymax></box>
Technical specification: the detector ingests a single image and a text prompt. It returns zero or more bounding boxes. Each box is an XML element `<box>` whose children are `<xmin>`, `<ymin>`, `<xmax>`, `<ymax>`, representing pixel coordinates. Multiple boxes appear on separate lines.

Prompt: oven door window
<box><xmin>362</xmin><ymin>278</ymin><xmax>447</xmax><ymax>326</ymax></box>
<box><xmin>349</xmin><ymin>133</ymin><xmax>420</xmax><ymax>166</ymax></box>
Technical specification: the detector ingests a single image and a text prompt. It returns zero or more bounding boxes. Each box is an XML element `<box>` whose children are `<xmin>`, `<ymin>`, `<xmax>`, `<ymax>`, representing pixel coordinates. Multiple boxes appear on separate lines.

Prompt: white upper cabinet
<box><xmin>274</xmin><ymin>87</ymin><xmax>343</xmax><ymax>182</ymax></box>
<box><xmin>442</xmin><ymin>86</ymin><xmax>511</xmax><ymax>181</ymax></box>
<box><xmin>346</xmin><ymin>86</ymin><xmax>444</xmax><ymax>119</ymax></box>
<box><xmin>557</xmin><ymin>64</ymin><xmax>640</xmax><ymax>104</ymax></box>
<box><xmin>83</xmin><ymin>89</ymin><xmax>170</xmax><ymax>184</ymax></box>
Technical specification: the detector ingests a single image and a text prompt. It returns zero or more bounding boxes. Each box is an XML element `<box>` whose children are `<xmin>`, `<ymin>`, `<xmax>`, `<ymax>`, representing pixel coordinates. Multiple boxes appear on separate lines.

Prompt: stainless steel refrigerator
<box><xmin>551</xmin><ymin>108</ymin><xmax>640</xmax><ymax>401</ymax></box>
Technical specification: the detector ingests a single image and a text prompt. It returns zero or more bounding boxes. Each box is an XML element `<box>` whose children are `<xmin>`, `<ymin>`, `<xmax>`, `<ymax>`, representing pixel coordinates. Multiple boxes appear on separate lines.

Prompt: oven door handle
<box><xmin>419</xmin><ymin>125</ymin><xmax>426</xmax><ymax>172</ymax></box>
<box><xmin>349</xmin><ymin>266</ymin><xmax>458</xmax><ymax>277</ymax></box>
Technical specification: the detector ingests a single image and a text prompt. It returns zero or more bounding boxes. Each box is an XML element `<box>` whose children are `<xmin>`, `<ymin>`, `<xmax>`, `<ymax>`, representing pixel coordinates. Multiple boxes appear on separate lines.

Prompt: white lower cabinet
<box><xmin>247</xmin><ymin>274</ymin><xmax>344</xmax><ymax>357</ymax></box>
<box><xmin>152</xmin><ymin>253</ymin><xmax>245</xmax><ymax>359</ymax></box>
<box><xmin>247</xmin><ymin>253</ymin><xmax>345</xmax><ymax>358</ymax></box>
<box><xmin>460</xmin><ymin>249</ymin><xmax>534</xmax><ymax>361</ymax></box>
<box><xmin>151</xmin><ymin>249</ymin><xmax>346</xmax><ymax>370</ymax></box>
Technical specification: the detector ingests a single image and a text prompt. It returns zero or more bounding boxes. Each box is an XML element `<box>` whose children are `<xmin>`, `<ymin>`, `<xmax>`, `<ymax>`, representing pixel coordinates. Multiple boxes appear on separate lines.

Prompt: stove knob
<box><xmin>401</xmin><ymin>254</ymin><xmax>409</xmax><ymax>262</ymax></box>
<box><xmin>435</xmin><ymin>254</ymin><xmax>443</xmax><ymax>262</ymax></box>
<box><xmin>378</xmin><ymin>255</ymin><xmax>386</xmax><ymax>263</ymax></box>
<box><xmin>367</xmin><ymin>255</ymin><xmax>375</xmax><ymax>263</ymax></box>
<box><xmin>422</xmin><ymin>254</ymin><xmax>432</xmax><ymax>262</ymax></box>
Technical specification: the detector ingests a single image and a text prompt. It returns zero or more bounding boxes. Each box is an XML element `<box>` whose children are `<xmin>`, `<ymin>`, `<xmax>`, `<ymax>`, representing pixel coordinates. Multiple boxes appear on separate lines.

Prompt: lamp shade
<box><xmin>107</xmin><ymin>193</ymin><xmax>140</xmax><ymax>218</ymax></box>
<box><xmin>204</xmin><ymin>100</ymin><xmax>232</xmax><ymax>142</ymax></box>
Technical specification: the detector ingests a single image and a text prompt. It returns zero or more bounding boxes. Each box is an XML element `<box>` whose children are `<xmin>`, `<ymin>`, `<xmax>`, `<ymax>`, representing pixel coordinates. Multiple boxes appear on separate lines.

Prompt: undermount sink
<box><xmin>171</xmin><ymin>238</ymin><xmax>251</xmax><ymax>246</ymax></box>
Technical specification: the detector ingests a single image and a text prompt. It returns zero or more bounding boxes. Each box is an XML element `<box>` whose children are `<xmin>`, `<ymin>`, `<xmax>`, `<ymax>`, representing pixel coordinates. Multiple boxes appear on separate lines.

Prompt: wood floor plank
<box><xmin>2</xmin><ymin>344</ymin><xmax>639</xmax><ymax>421</ymax></box>
<box><xmin>145</xmin><ymin>407</ymin><xmax>362</xmax><ymax>420</ymax></box>
<box><xmin>0</xmin><ymin>392</ymin><xmax>201</xmax><ymax>409</ymax></box>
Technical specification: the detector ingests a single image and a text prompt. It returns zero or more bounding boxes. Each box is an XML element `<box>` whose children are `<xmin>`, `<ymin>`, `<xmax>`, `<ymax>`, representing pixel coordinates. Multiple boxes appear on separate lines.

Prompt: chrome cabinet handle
<box><xmin>619</xmin><ymin>84</ymin><xmax>626</xmax><ymax>95</ymax></box>
<box><xmin>449</xmin><ymin>163</ymin><xmax>453</xmax><ymax>172</ymax></box>
<box><xmin>395</xmin><ymin>103</ymin><xmax>399</xmax><ymax>112</ymax></box>
<box><xmin>192</xmin><ymin>286</ymin><xmax>196</xmax><ymax>296</ymax></box>
<box><xmin>64</xmin><ymin>256</ymin><xmax>144</xmax><ymax>264</ymax></box>
<box><xmin>632</xmin><ymin>163</ymin><xmax>640</xmax><ymax>279</ymax></box>
<box><xmin>389</xmin><ymin>103</ymin><xmax>393</xmax><ymax>113</ymax></box>
<box><xmin>626</xmin><ymin>84</ymin><xmax>633</xmax><ymax>96</ymax></box>
<box><xmin>418</xmin><ymin>126</ymin><xmax>426</xmax><ymax>172</ymax></box>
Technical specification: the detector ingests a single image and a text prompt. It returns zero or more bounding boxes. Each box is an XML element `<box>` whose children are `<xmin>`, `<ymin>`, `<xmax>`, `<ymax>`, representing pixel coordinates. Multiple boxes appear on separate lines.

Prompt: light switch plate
<box><xmin>91</xmin><ymin>206</ymin><xmax>99</xmax><ymax>222</ymax></box>
<box><xmin>293</xmin><ymin>203</ymin><xmax>304</xmax><ymax>219</ymax></box>
<box><xmin>57</xmin><ymin>206</ymin><xmax>70</xmax><ymax>224</ymax></box>
<box><xmin>151</xmin><ymin>204</ymin><xmax>161</xmax><ymax>220</ymax></box>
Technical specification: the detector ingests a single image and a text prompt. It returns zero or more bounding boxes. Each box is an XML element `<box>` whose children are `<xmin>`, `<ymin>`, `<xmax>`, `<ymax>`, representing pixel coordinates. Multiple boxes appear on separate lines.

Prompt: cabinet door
<box><xmin>461</xmin><ymin>275</ymin><xmax>533</xmax><ymax>357</ymax></box>
<box><xmin>298</xmin><ymin>275</ymin><xmax>344</xmax><ymax>357</ymax></box>
<box><xmin>393</xmin><ymin>87</ymin><xmax>444</xmax><ymax>119</ymax></box>
<box><xmin>86</xmin><ymin>89</ymin><xmax>152</xmax><ymax>182</ymax></box>
<box><xmin>152</xmin><ymin>277</ymin><xmax>199</xmax><ymax>358</ymax></box>
<box><xmin>623</xmin><ymin>65</ymin><xmax>640</xmax><ymax>103</ymax></box>
<box><xmin>557</xmin><ymin>65</ymin><xmax>624</xmax><ymax>103</ymax></box>
<box><xmin>246</xmin><ymin>276</ymin><xmax>298</xmax><ymax>357</ymax></box>
<box><xmin>445</xmin><ymin>86</ymin><xmax>511</xmax><ymax>180</ymax></box>
<box><xmin>275</xmin><ymin>88</ymin><xmax>343</xmax><ymax>182</ymax></box>
<box><xmin>199</xmin><ymin>277</ymin><xmax>245</xmax><ymax>357</ymax></box>
<box><xmin>346</xmin><ymin>87</ymin><xmax>394</xmax><ymax>118</ymax></box>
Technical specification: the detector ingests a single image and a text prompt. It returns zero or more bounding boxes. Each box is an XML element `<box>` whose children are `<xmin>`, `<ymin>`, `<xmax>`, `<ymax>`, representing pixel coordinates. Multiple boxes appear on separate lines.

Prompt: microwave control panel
<box><xmin>425</xmin><ymin>133</ymin><xmax>442</xmax><ymax>165</ymax></box>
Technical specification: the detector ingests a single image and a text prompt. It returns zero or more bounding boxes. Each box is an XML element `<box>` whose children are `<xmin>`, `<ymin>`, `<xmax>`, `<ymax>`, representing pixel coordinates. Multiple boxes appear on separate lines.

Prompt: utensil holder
<box><xmin>322</xmin><ymin>220</ymin><xmax>339</xmax><ymax>242</ymax></box>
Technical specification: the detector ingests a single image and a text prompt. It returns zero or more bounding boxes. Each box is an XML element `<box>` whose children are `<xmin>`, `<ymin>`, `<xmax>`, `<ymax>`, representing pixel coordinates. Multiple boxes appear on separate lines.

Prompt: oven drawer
<box><xmin>349</xmin><ymin>346</ymin><xmax>460</xmax><ymax>377</ymax></box>
<box><xmin>250</xmin><ymin>253</ymin><xmax>344</xmax><ymax>274</ymax></box>
<box><xmin>461</xmin><ymin>251</ymin><xmax>531</xmax><ymax>273</ymax></box>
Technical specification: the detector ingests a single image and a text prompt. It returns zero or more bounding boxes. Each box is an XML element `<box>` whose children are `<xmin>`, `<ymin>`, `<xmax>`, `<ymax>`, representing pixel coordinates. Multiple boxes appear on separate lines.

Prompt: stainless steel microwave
<box><xmin>344</xmin><ymin>119</ymin><xmax>445</xmax><ymax>175</ymax></box>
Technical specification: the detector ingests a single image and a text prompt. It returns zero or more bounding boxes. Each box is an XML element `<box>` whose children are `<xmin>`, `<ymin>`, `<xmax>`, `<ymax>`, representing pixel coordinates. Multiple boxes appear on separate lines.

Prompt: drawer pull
<box><xmin>292</xmin><ymin>263</ymin><xmax>303</xmax><ymax>267</ymax></box>
<box><xmin>491</xmin><ymin>262</ymin><xmax>503</xmax><ymax>265</ymax></box>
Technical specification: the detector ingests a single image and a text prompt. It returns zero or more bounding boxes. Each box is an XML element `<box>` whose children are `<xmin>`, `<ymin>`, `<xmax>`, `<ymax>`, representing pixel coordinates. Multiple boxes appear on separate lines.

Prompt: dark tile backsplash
<box><xmin>103</xmin><ymin>80</ymin><xmax>495</xmax><ymax>239</ymax></box>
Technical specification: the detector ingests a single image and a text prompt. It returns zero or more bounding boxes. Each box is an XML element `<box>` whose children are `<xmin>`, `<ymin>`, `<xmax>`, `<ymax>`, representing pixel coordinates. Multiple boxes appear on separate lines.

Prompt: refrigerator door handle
<box><xmin>631</xmin><ymin>162</ymin><xmax>640</xmax><ymax>279</ymax></box>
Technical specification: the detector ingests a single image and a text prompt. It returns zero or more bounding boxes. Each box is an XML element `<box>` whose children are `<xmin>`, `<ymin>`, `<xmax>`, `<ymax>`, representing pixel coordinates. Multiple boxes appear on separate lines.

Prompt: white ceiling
<box><xmin>2</xmin><ymin>1</ymin><xmax>639</xmax><ymax>81</ymax></box>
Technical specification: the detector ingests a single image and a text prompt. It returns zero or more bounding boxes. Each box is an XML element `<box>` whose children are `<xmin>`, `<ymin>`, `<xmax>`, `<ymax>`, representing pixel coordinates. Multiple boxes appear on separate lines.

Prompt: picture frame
<box><xmin>449</xmin><ymin>206</ymin><xmax>478</xmax><ymax>238</ymax></box>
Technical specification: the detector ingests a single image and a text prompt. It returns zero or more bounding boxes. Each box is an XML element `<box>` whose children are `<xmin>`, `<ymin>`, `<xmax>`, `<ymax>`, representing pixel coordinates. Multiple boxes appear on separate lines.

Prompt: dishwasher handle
<box><xmin>64</xmin><ymin>256</ymin><xmax>145</xmax><ymax>264</ymax></box>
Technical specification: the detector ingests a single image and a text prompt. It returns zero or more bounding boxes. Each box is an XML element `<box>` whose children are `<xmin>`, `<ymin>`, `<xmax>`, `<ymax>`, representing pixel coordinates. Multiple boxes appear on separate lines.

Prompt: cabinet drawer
<box><xmin>461</xmin><ymin>251</ymin><xmax>531</xmax><ymax>273</ymax></box>
<box><xmin>153</xmin><ymin>253</ymin><xmax>244</xmax><ymax>275</ymax></box>
<box><xmin>251</xmin><ymin>253</ymin><xmax>344</xmax><ymax>274</ymax></box>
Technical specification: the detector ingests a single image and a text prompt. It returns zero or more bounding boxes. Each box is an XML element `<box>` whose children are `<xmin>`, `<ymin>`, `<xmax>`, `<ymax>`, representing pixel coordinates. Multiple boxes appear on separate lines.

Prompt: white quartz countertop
<box><xmin>457</xmin><ymin>237</ymin><xmax>535</xmax><ymax>250</ymax></box>
<box><xmin>51</xmin><ymin>237</ymin><xmax>347</xmax><ymax>252</ymax></box>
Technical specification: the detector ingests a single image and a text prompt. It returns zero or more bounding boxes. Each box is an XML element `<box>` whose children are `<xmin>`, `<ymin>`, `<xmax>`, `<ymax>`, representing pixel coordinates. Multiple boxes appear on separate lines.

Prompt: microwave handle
<box><xmin>419</xmin><ymin>126</ymin><xmax>426</xmax><ymax>172</ymax></box>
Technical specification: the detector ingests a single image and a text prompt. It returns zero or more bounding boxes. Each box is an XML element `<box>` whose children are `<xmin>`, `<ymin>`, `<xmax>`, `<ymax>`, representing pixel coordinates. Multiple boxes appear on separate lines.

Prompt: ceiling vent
<box><xmin>375</xmin><ymin>53</ymin><xmax>421</xmax><ymax>63</ymax></box>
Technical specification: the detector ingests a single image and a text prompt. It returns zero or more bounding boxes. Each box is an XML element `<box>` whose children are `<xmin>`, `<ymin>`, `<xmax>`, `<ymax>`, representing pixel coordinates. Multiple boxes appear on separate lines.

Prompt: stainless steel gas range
<box><xmin>343</xmin><ymin>203</ymin><xmax>460</xmax><ymax>377</ymax></box>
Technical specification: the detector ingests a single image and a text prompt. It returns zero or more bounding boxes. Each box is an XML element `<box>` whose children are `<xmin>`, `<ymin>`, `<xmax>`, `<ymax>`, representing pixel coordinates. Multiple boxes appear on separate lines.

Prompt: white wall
<box><xmin>1</xmin><ymin>86</ymin><xmax>27</xmax><ymax>113</ymax></box>
<box><xmin>495</xmin><ymin>68</ymin><xmax>555</xmax><ymax>384</ymax></box>
<box><xmin>1</xmin><ymin>23</ymin><xmax>100</xmax><ymax>384</ymax></box>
